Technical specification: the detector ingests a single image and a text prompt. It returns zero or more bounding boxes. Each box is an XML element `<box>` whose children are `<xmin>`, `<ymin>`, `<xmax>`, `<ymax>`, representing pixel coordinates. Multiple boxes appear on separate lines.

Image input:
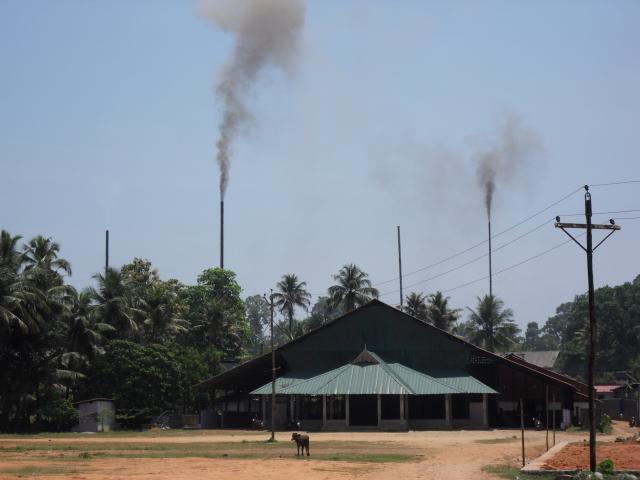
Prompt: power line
<box><xmin>559</xmin><ymin>208</ymin><xmax>640</xmax><ymax>217</ymax></box>
<box><xmin>440</xmin><ymin>233</ymin><xmax>586</xmax><ymax>295</ymax></box>
<box><xmin>380</xmin><ymin>217</ymin><xmax>554</xmax><ymax>296</ymax></box>
<box><xmin>437</xmin><ymin>213</ymin><xmax>615</xmax><ymax>296</ymax></box>
<box><xmin>590</xmin><ymin>180</ymin><xmax>640</xmax><ymax>187</ymax></box>
<box><xmin>374</xmin><ymin>186</ymin><xmax>584</xmax><ymax>287</ymax></box>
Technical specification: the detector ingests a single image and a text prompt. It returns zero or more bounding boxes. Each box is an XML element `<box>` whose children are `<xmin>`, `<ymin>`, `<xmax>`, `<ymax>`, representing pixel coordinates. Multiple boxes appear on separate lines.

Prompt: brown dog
<box><xmin>291</xmin><ymin>432</ymin><xmax>310</xmax><ymax>456</ymax></box>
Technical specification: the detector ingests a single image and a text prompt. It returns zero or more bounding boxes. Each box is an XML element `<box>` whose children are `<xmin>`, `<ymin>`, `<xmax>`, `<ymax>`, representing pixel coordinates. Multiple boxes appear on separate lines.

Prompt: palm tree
<box><xmin>89</xmin><ymin>268</ymin><xmax>138</xmax><ymax>338</ymax></box>
<box><xmin>0</xmin><ymin>267</ymin><xmax>47</xmax><ymax>335</ymax></box>
<box><xmin>0</xmin><ymin>232</ymin><xmax>51</xmax><ymax>335</ymax></box>
<box><xmin>466</xmin><ymin>295</ymin><xmax>520</xmax><ymax>352</ymax></box>
<box><xmin>427</xmin><ymin>291</ymin><xmax>461</xmax><ymax>331</ymax></box>
<box><xmin>404</xmin><ymin>292</ymin><xmax>428</xmax><ymax>321</ymax></box>
<box><xmin>22</xmin><ymin>236</ymin><xmax>71</xmax><ymax>289</ymax></box>
<box><xmin>138</xmin><ymin>283</ymin><xmax>188</xmax><ymax>342</ymax></box>
<box><xmin>66</xmin><ymin>289</ymin><xmax>113</xmax><ymax>361</ymax></box>
<box><xmin>328</xmin><ymin>264</ymin><xmax>379</xmax><ymax>312</ymax></box>
<box><xmin>273</xmin><ymin>274</ymin><xmax>311</xmax><ymax>337</ymax></box>
<box><xmin>0</xmin><ymin>230</ymin><xmax>24</xmax><ymax>271</ymax></box>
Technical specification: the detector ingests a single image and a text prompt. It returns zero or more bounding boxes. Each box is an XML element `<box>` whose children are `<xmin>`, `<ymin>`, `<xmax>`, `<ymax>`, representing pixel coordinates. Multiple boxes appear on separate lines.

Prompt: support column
<box><xmin>399</xmin><ymin>394</ymin><xmax>405</xmax><ymax>421</ymax></box>
<box><xmin>262</xmin><ymin>395</ymin><xmax>267</xmax><ymax>422</ymax></box>
<box><xmin>290</xmin><ymin>395</ymin><xmax>294</xmax><ymax>423</ymax></box>
<box><xmin>345</xmin><ymin>395</ymin><xmax>350</xmax><ymax>428</ymax></box>
<box><xmin>322</xmin><ymin>395</ymin><xmax>327</xmax><ymax>429</ymax></box>
<box><xmin>445</xmin><ymin>394</ymin><xmax>452</xmax><ymax>428</ymax></box>
<box><xmin>482</xmin><ymin>393</ymin><xmax>489</xmax><ymax>428</ymax></box>
<box><xmin>377</xmin><ymin>394</ymin><xmax>382</xmax><ymax>426</ymax></box>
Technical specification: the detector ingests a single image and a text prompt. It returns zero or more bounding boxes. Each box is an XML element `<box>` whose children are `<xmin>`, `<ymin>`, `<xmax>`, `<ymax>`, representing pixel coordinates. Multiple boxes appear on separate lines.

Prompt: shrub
<box><xmin>37</xmin><ymin>397</ymin><xmax>79</xmax><ymax>432</ymax></box>
<box><xmin>597</xmin><ymin>457</ymin><xmax>614</xmax><ymax>475</ymax></box>
<box><xmin>598</xmin><ymin>414</ymin><xmax>613</xmax><ymax>434</ymax></box>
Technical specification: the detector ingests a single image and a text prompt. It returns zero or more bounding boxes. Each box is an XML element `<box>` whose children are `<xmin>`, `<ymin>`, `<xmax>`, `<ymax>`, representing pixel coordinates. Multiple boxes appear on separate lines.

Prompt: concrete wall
<box><xmin>74</xmin><ymin>400</ymin><xmax>116</xmax><ymax>432</ymax></box>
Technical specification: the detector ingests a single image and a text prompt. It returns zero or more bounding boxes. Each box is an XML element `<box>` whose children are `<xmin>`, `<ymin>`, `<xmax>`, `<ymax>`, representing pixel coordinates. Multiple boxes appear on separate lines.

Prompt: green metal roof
<box><xmin>250</xmin><ymin>349</ymin><xmax>497</xmax><ymax>396</ymax></box>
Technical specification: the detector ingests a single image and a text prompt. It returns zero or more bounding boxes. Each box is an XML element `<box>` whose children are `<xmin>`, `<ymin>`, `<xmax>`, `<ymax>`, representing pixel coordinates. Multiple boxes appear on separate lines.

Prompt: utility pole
<box><xmin>264</xmin><ymin>290</ymin><xmax>276</xmax><ymax>442</ymax></box>
<box><xmin>397</xmin><ymin>226</ymin><xmax>403</xmax><ymax>308</ymax></box>
<box><xmin>555</xmin><ymin>185</ymin><xmax>620</xmax><ymax>472</ymax></box>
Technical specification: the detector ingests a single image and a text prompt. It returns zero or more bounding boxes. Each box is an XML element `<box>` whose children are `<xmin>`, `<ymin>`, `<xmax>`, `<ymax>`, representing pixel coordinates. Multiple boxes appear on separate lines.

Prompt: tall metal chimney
<box><xmin>488</xmin><ymin>219</ymin><xmax>493</xmax><ymax>297</ymax></box>
<box><xmin>105</xmin><ymin>230</ymin><xmax>109</xmax><ymax>274</ymax></box>
<box><xmin>220</xmin><ymin>200</ymin><xmax>224</xmax><ymax>269</ymax></box>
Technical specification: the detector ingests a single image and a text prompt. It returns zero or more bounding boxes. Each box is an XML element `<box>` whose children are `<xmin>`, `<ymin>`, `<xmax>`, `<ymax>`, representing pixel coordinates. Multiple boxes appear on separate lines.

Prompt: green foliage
<box><xmin>303</xmin><ymin>296</ymin><xmax>343</xmax><ymax>332</ymax></box>
<box><xmin>598</xmin><ymin>413</ymin><xmax>612</xmax><ymax>434</ymax></box>
<box><xmin>404</xmin><ymin>292</ymin><xmax>428</xmax><ymax>321</ymax></box>
<box><xmin>83</xmin><ymin>340</ymin><xmax>221</xmax><ymax>427</ymax></box>
<box><xmin>465</xmin><ymin>295</ymin><xmax>521</xmax><ymax>352</ymax></box>
<box><xmin>182</xmin><ymin>268</ymin><xmax>249</xmax><ymax>358</ymax></box>
<box><xmin>597</xmin><ymin>457</ymin><xmax>615</xmax><ymax>475</ymax></box>
<box><xmin>273</xmin><ymin>273</ymin><xmax>311</xmax><ymax>340</ymax></box>
<box><xmin>245</xmin><ymin>294</ymin><xmax>269</xmax><ymax>355</ymax></box>
<box><xmin>546</xmin><ymin>275</ymin><xmax>640</xmax><ymax>380</ymax></box>
<box><xmin>328</xmin><ymin>264</ymin><xmax>379</xmax><ymax>313</ymax></box>
<box><xmin>426</xmin><ymin>291</ymin><xmax>461</xmax><ymax>332</ymax></box>
<box><xmin>522</xmin><ymin>321</ymin><xmax>559</xmax><ymax>351</ymax></box>
<box><xmin>36</xmin><ymin>395</ymin><xmax>79</xmax><ymax>432</ymax></box>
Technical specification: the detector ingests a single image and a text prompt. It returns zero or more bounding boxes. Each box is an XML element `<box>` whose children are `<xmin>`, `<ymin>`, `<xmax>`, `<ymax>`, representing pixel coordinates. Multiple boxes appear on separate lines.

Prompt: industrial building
<box><xmin>198</xmin><ymin>300</ymin><xmax>588</xmax><ymax>430</ymax></box>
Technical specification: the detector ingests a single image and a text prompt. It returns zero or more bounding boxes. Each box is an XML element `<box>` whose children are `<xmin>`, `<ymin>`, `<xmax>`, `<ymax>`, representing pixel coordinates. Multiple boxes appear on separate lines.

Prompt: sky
<box><xmin>2</xmin><ymin>0</ymin><xmax>639</xmax><ymax>330</ymax></box>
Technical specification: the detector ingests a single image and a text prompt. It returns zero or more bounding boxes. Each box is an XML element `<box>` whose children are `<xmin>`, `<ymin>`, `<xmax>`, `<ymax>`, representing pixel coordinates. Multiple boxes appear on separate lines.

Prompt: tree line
<box><xmin>2</xmin><ymin>230</ymin><xmax>638</xmax><ymax>431</ymax></box>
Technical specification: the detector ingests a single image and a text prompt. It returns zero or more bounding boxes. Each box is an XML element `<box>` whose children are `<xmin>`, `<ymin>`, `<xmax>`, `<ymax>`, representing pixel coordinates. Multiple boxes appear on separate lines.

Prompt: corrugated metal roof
<box><xmin>506</xmin><ymin>351</ymin><xmax>560</xmax><ymax>369</ymax></box>
<box><xmin>251</xmin><ymin>349</ymin><xmax>496</xmax><ymax>396</ymax></box>
<box><xmin>422</xmin><ymin>369</ymin><xmax>497</xmax><ymax>395</ymax></box>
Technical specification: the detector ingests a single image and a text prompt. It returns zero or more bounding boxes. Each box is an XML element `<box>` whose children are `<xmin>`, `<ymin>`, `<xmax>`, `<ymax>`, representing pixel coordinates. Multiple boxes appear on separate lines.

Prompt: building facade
<box><xmin>198</xmin><ymin>300</ymin><xmax>588</xmax><ymax>430</ymax></box>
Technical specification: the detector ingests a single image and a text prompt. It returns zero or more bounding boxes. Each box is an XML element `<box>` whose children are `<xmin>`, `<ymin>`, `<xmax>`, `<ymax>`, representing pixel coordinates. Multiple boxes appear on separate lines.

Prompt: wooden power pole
<box><xmin>555</xmin><ymin>185</ymin><xmax>620</xmax><ymax>472</ymax></box>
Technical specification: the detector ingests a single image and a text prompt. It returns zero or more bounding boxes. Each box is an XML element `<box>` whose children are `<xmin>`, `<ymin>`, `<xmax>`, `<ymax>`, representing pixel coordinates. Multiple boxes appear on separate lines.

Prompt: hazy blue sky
<box><xmin>2</xmin><ymin>0</ymin><xmax>639</xmax><ymax>329</ymax></box>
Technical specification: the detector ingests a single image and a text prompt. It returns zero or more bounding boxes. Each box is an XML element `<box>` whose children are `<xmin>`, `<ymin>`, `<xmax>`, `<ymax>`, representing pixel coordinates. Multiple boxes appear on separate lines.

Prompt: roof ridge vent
<box><xmin>352</xmin><ymin>347</ymin><xmax>380</xmax><ymax>365</ymax></box>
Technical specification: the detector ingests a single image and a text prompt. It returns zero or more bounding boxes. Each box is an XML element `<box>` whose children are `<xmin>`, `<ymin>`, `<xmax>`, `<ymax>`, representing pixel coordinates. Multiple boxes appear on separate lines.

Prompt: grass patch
<box><xmin>0</xmin><ymin>429</ymin><xmax>258</xmax><ymax>440</ymax></box>
<box><xmin>0</xmin><ymin>465</ymin><xmax>80</xmax><ymax>477</ymax></box>
<box><xmin>475</xmin><ymin>437</ymin><xmax>519</xmax><ymax>444</ymax></box>
<box><xmin>315</xmin><ymin>453</ymin><xmax>418</xmax><ymax>463</ymax></box>
<box><xmin>481</xmin><ymin>464</ymin><xmax>557</xmax><ymax>480</ymax></box>
<box><xmin>0</xmin><ymin>440</ymin><xmax>421</xmax><ymax>464</ymax></box>
<box><xmin>482</xmin><ymin>464</ymin><xmax>522</xmax><ymax>479</ymax></box>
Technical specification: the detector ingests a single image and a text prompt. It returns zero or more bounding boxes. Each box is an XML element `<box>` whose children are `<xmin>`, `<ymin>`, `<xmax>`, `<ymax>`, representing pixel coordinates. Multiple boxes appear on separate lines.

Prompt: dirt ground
<box><xmin>543</xmin><ymin>442</ymin><xmax>640</xmax><ymax>471</ymax></box>
<box><xmin>0</xmin><ymin>422</ymin><xmax>635</xmax><ymax>480</ymax></box>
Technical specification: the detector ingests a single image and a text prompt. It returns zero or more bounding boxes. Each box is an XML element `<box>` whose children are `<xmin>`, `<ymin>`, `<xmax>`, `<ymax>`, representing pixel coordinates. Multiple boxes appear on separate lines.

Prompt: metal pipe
<box><xmin>220</xmin><ymin>200</ymin><xmax>224</xmax><ymax>269</ymax></box>
<box><xmin>488</xmin><ymin>220</ymin><xmax>493</xmax><ymax>297</ymax></box>
<box><xmin>105</xmin><ymin>230</ymin><xmax>109</xmax><ymax>274</ymax></box>
<box><xmin>397</xmin><ymin>226</ymin><xmax>403</xmax><ymax>308</ymax></box>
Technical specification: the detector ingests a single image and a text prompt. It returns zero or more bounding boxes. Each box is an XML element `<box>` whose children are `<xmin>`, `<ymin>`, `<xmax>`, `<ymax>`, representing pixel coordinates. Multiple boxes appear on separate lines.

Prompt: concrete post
<box><xmin>290</xmin><ymin>395</ymin><xmax>294</xmax><ymax>422</ymax></box>
<box><xmin>322</xmin><ymin>395</ymin><xmax>327</xmax><ymax>429</ymax></box>
<box><xmin>482</xmin><ymin>393</ymin><xmax>489</xmax><ymax>428</ymax></box>
<box><xmin>445</xmin><ymin>394</ymin><xmax>452</xmax><ymax>428</ymax></box>
<box><xmin>377</xmin><ymin>394</ymin><xmax>382</xmax><ymax>425</ymax></box>
<box><xmin>399</xmin><ymin>394</ymin><xmax>405</xmax><ymax>421</ymax></box>
<box><xmin>345</xmin><ymin>395</ymin><xmax>350</xmax><ymax>428</ymax></box>
<box><xmin>329</xmin><ymin>395</ymin><xmax>334</xmax><ymax>420</ymax></box>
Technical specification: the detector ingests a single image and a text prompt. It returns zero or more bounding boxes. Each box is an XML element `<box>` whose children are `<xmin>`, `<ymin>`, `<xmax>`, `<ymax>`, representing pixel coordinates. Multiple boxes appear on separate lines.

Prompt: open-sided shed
<box><xmin>198</xmin><ymin>300</ymin><xmax>588</xmax><ymax>430</ymax></box>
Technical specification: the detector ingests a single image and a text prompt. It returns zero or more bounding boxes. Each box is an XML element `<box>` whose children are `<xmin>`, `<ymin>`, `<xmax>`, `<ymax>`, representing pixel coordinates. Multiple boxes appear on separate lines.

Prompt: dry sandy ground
<box><xmin>0</xmin><ymin>424</ymin><xmax>634</xmax><ymax>480</ymax></box>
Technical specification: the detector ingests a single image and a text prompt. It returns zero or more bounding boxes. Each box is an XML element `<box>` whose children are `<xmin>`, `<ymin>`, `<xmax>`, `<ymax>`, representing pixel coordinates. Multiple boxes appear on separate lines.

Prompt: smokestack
<box><xmin>105</xmin><ymin>229</ymin><xmax>109</xmax><ymax>274</ymax></box>
<box><xmin>220</xmin><ymin>200</ymin><xmax>224</xmax><ymax>269</ymax></box>
<box><xmin>488</xmin><ymin>219</ymin><xmax>493</xmax><ymax>297</ymax></box>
